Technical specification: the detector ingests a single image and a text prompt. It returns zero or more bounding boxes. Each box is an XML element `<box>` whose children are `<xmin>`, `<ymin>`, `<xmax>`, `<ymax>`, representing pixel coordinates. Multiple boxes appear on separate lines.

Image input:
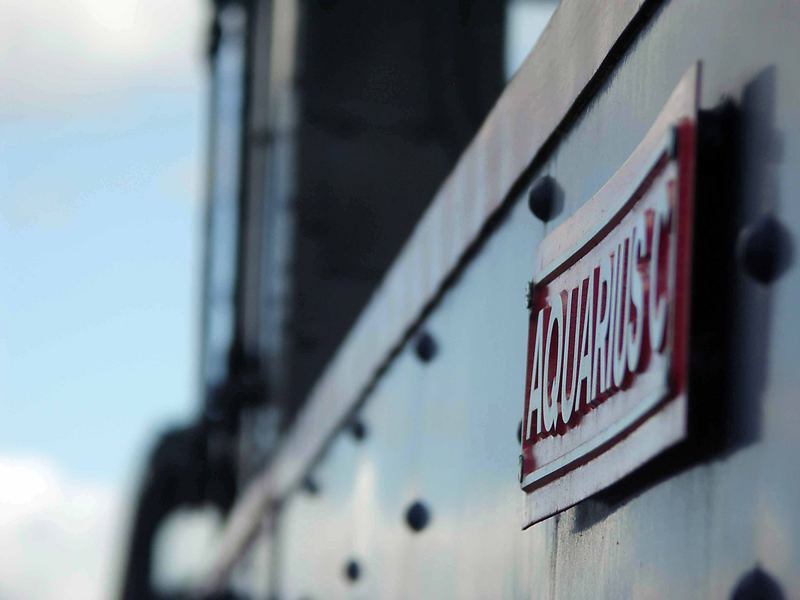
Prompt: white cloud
<box><xmin>0</xmin><ymin>454</ymin><xmax>126</xmax><ymax>600</ymax></box>
<box><xmin>0</xmin><ymin>0</ymin><xmax>208</xmax><ymax>118</ymax></box>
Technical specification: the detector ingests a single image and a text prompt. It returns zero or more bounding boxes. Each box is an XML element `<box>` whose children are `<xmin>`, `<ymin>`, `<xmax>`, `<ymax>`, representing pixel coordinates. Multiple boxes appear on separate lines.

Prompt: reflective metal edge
<box><xmin>200</xmin><ymin>0</ymin><xmax>654</xmax><ymax>588</ymax></box>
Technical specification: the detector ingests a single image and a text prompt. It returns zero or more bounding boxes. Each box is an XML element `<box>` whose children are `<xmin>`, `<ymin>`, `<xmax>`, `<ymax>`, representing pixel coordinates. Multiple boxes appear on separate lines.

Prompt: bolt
<box><xmin>405</xmin><ymin>500</ymin><xmax>431</xmax><ymax>533</ymax></box>
<box><xmin>730</xmin><ymin>566</ymin><xmax>783</xmax><ymax>600</ymax></box>
<box><xmin>344</xmin><ymin>559</ymin><xmax>361</xmax><ymax>583</ymax></box>
<box><xmin>301</xmin><ymin>476</ymin><xmax>320</xmax><ymax>496</ymax></box>
<box><xmin>349</xmin><ymin>418</ymin><xmax>367</xmax><ymax>441</ymax></box>
<box><xmin>738</xmin><ymin>215</ymin><xmax>792</xmax><ymax>285</ymax></box>
<box><xmin>414</xmin><ymin>332</ymin><xmax>437</xmax><ymax>363</ymax></box>
<box><xmin>528</xmin><ymin>175</ymin><xmax>562</xmax><ymax>222</ymax></box>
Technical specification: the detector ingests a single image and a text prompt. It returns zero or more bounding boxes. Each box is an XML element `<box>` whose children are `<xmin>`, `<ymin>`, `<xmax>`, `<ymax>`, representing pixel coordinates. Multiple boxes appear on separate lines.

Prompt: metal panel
<box><xmin>264</xmin><ymin>0</ymin><xmax>652</xmax><ymax>503</ymax></box>
<box><xmin>276</xmin><ymin>196</ymin><xmax>540</xmax><ymax>599</ymax></box>
<box><xmin>204</xmin><ymin>4</ymin><xmax>655</xmax><ymax>573</ymax></box>
<box><xmin>209</xmin><ymin>0</ymin><xmax>800</xmax><ymax>597</ymax></box>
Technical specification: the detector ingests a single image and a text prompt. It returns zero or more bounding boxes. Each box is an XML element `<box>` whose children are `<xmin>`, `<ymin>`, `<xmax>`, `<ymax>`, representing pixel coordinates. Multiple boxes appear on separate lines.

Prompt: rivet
<box><xmin>414</xmin><ymin>332</ymin><xmax>437</xmax><ymax>363</ymax></box>
<box><xmin>738</xmin><ymin>215</ymin><xmax>792</xmax><ymax>284</ymax></box>
<box><xmin>301</xmin><ymin>476</ymin><xmax>320</xmax><ymax>496</ymax></box>
<box><xmin>344</xmin><ymin>559</ymin><xmax>361</xmax><ymax>583</ymax></box>
<box><xmin>517</xmin><ymin>420</ymin><xmax>523</xmax><ymax>445</ymax></box>
<box><xmin>518</xmin><ymin>455</ymin><xmax>524</xmax><ymax>484</ymax></box>
<box><xmin>528</xmin><ymin>175</ymin><xmax>562</xmax><ymax>222</ymax></box>
<box><xmin>405</xmin><ymin>500</ymin><xmax>431</xmax><ymax>533</ymax></box>
<box><xmin>730</xmin><ymin>566</ymin><xmax>783</xmax><ymax>600</ymax></box>
<box><xmin>349</xmin><ymin>418</ymin><xmax>367</xmax><ymax>441</ymax></box>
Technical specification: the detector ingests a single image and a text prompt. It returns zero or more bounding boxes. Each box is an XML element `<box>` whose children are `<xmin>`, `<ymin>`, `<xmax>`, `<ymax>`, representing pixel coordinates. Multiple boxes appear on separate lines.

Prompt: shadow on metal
<box><xmin>574</xmin><ymin>67</ymin><xmax>793</xmax><ymax>532</ymax></box>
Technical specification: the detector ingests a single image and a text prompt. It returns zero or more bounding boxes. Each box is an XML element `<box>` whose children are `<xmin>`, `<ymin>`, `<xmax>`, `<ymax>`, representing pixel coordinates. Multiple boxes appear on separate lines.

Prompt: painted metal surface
<box><xmin>276</xmin><ymin>201</ymin><xmax>538</xmax><ymax>599</ymax></box>
<box><xmin>521</xmin><ymin>67</ymin><xmax>698</xmax><ymax>526</ymax></box>
<box><xmin>210</xmin><ymin>0</ymin><xmax>800</xmax><ymax>597</ymax></box>
<box><xmin>202</xmin><ymin>1</ymin><xmax>654</xmax><ymax>575</ymax></box>
<box><xmin>245</xmin><ymin>0</ymin><xmax>653</xmax><ymax>505</ymax></box>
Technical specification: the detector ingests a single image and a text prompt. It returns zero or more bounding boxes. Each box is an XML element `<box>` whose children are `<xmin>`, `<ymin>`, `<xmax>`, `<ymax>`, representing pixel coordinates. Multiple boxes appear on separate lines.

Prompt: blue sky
<box><xmin>0</xmin><ymin>1</ymin><xmax>208</xmax><ymax>596</ymax></box>
<box><xmin>0</xmin><ymin>89</ymin><xmax>202</xmax><ymax>486</ymax></box>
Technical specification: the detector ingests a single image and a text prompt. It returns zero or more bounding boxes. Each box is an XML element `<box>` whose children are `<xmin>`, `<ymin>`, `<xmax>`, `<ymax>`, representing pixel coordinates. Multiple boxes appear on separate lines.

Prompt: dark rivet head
<box><xmin>301</xmin><ymin>476</ymin><xmax>320</xmax><ymax>496</ymax></box>
<box><xmin>528</xmin><ymin>175</ymin><xmax>562</xmax><ymax>222</ymax></box>
<box><xmin>730</xmin><ymin>566</ymin><xmax>784</xmax><ymax>600</ymax></box>
<box><xmin>344</xmin><ymin>559</ymin><xmax>361</xmax><ymax>583</ymax></box>
<box><xmin>516</xmin><ymin>420</ymin><xmax>523</xmax><ymax>445</ymax></box>
<box><xmin>414</xmin><ymin>332</ymin><xmax>437</xmax><ymax>363</ymax></box>
<box><xmin>405</xmin><ymin>500</ymin><xmax>431</xmax><ymax>533</ymax></box>
<box><xmin>738</xmin><ymin>215</ymin><xmax>792</xmax><ymax>285</ymax></box>
<box><xmin>349</xmin><ymin>418</ymin><xmax>367</xmax><ymax>441</ymax></box>
<box><xmin>518</xmin><ymin>455</ymin><xmax>524</xmax><ymax>484</ymax></box>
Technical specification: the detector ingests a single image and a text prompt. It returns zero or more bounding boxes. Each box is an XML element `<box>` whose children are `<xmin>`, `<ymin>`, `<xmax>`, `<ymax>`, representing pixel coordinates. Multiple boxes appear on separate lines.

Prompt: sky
<box><xmin>0</xmin><ymin>0</ymin><xmax>208</xmax><ymax>597</ymax></box>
